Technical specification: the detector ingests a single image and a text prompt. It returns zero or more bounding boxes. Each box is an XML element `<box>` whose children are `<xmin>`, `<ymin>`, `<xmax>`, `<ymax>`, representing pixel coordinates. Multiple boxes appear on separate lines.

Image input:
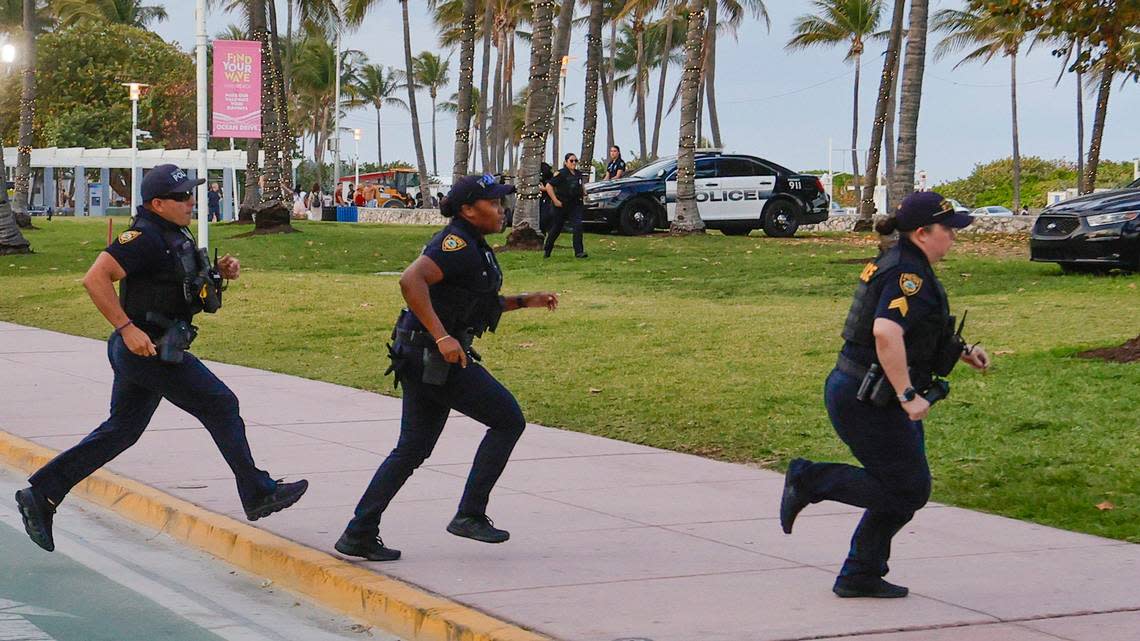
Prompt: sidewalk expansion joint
<box><xmin>0</xmin><ymin>428</ymin><xmax>556</xmax><ymax>641</ymax></box>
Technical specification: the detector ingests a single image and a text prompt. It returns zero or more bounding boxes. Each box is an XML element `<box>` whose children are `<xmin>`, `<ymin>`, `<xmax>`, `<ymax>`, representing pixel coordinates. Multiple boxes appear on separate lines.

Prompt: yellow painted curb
<box><xmin>0</xmin><ymin>429</ymin><xmax>554</xmax><ymax>641</ymax></box>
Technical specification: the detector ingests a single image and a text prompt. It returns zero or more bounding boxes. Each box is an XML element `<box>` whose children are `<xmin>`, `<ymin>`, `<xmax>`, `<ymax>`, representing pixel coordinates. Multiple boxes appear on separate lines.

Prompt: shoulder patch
<box><xmin>859</xmin><ymin>262</ymin><xmax>879</xmax><ymax>283</ymax></box>
<box><xmin>117</xmin><ymin>230</ymin><xmax>142</xmax><ymax>245</ymax></box>
<box><xmin>441</xmin><ymin>234</ymin><xmax>467</xmax><ymax>252</ymax></box>
<box><xmin>899</xmin><ymin>273</ymin><xmax>923</xmax><ymax>296</ymax></box>
<box><xmin>888</xmin><ymin>296</ymin><xmax>910</xmax><ymax>318</ymax></box>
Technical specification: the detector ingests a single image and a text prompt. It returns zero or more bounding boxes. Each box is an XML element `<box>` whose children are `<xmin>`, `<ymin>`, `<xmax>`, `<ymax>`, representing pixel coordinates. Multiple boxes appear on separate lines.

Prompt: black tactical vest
<box><xmin>119</xmin><ymin>216</ymin><xmax>220</xmax><ymax>332</ymax></box>
<box><xmin>841</xmin><ymin>245</ymin><xmax>951</xmax><ymax>385</ymax></box>
<box><xmin>428</xmin><ymin>243</ymin><xmax>504</xmax><ymax>338</ymax></box>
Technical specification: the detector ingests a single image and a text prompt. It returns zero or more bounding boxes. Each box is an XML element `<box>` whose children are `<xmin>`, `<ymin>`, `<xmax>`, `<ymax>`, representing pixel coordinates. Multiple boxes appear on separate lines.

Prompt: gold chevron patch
<box><xmin>888</xmin><ymin>296</ymin><xmax>909</xmax><ymax>318</ymax></box>
<box><xmin>859</xmin><ymin>262</ymin><xmax>878</xmax><ymax>283</ymax></box>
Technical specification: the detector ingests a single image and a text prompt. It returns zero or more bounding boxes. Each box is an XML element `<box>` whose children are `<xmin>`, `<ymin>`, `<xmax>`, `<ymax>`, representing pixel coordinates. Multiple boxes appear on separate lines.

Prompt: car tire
<box><xmin>618</xmin><ymin>199</ymin><xmax>658</xmax><ymax>236</ymax></box>
<box><xmin>721</xmin><ymin>227</ymin><xmax>751</xmax><ymax>236</ymax></box>
<box><xmin>762</xmin><ymin>199</ymin><xmax>801</xmax><ymax>238</ymax></box>
<box><xmin>380</xmin><ymin>199</ymin><xmax>405</xmax><ymax>209</ymax></box>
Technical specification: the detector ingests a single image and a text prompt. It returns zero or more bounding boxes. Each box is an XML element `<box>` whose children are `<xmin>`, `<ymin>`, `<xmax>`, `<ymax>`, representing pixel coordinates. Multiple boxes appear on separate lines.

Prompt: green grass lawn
<box><xmin>3</xmin><ymin>218</ymin><xmax>1138</xmax><ymax>542</ymax></box>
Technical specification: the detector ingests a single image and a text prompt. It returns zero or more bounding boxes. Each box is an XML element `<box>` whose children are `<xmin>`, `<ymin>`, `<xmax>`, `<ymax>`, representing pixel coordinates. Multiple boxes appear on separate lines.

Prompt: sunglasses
<box><xmin>567</xmin><ymin>159</ymin><xmax>579</xmax><ymax>164</ymax></box>
<box><xmin>157</xmin><ymin>191</ymin><xmax>193</xmax><ymax>202</ymax></box>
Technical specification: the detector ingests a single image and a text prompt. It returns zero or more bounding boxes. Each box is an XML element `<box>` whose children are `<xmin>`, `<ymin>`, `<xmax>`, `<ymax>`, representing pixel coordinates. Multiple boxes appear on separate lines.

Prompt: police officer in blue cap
<box><xmin>336</xmin><ymin>174</ymin><xmax>559</xmax><ymax>561</ymax></box>
<box><xmin>15</xmin><ymin>164</ymin><xmax>308</xmax><ymax>552</ymax></box>
<box><xmin>779</xmin><ymin>191</ymin><xmax>990</xmax><ymax>598</ymax></box>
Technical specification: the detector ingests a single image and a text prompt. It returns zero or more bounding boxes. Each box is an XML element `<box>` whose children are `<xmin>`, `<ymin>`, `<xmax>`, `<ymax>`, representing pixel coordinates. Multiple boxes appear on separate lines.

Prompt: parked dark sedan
<box><xmin>1030</xmin><ymin>178</ymin><xmax>1140</xmax><ymax>273</ymax></box>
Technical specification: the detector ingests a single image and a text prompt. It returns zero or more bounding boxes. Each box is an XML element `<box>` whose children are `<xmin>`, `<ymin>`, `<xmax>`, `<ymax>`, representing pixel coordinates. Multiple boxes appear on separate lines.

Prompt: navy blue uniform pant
<box><xmin>344</xmin><ymin>345</ymin><xmax>526</xmax><ymax>541</ymax></box>
<box><xmin>543</xmin><ymin>203</ymin><xmax>584</xmax><ymax>257</ymax></box>
<box><xmin>29</xmin><ymin>332</ymin><xmax>275</xmax><ymax>507</ymax></box>
<box><xmin>794</xmin><ymin>368</ymin><xmax>931</xmax><ymax>579</ymax></box>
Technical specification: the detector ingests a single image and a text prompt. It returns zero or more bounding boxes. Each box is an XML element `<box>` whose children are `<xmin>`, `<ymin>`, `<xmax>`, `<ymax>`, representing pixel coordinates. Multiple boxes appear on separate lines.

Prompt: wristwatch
<box><xmin>897</xmin><ymin>387</ymin><xmax>917</xmax><ymax>403</ymax></box>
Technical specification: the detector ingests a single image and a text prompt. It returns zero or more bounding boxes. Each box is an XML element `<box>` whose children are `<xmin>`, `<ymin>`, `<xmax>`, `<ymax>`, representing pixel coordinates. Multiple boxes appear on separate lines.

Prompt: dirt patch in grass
<box><xmin>1078</xmin><ymin>334</ymin><xmax>1140</xmax><ymax>363</ymax></box>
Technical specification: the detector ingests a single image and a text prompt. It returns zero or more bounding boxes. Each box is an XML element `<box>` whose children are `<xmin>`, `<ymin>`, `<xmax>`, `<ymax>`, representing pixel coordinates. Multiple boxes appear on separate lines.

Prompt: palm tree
<box><xmin>53</xmin><ymin>0</ymin><xmax>168</xmax><ymax>28</ymax></box>
<box><xmin>580</xmin><ymin>0</ymin><xmax>605</xmax><ymax>168</ymax></box>
<box><xmin>449</xmin><ymin>0</ymin><xmax>477</xmax><ymax>182</ymax></box>
<box><xmin>648</xmin><ymin>1</ymin><xmax>684</xmax><ymax>159</ymax></box>
<box><xmin>787</xmin><ymin>0</ymin><xmax>882</xmax><ymax>211</ymax></box>
<box><xmin>0</xmin><ymin>145</ymin><xmax>31</xmax><ymax>254</ymax></box>
<box><xmin>671</xmin><ymin>0</ymin><xmax>705</xmax><ymax>233</ymax></box>
<box><xmin>11</xmin><ymin>0</ymin><xmax>36</xmax><ymax>221</ymax></box>
<box><xmin>509</xmin><ymin>0</ymin><xmax>555</xmax><ymax>244</ymax></box>
<box><xmin>350</xmin><ymin>64</ymin><xmax>405</xmax><ymax>168</ymax></box>
<box><xmin>547</xmin><ymin>0</ymin><xmax>575</xmax><ymax>164</ymax></box>
<box><xmin>412</xmin><ymin>51</ymin><xmax>451</xmax><ymax>176</ymax></box>
<box><xmin>616</xmin><ymin>0</ymin><xmax>657</xmax><ymax>159</ymax></box>
<box><xmin>856</xmin><ymin>0</ymin><xmax>904</xmax><ymax>226</ymax></box>
<box><xmin>890</xmin><ymin>0</ymin><xmax>929</xmax><ymax>211</ymax></box>
<box><xmin>933</xmin><ymin>5</ymin><xmax>1030</xmax><ymax>211</ymax></box>
<box><xmin>440</xmin><ymin>87</ymin><xmax>482</xmax><ymax>172</ymax></box>
<box><xmin>704</xmin><ymin>0</ymin><xmax>768</xmax><ymax>148</ymax></box>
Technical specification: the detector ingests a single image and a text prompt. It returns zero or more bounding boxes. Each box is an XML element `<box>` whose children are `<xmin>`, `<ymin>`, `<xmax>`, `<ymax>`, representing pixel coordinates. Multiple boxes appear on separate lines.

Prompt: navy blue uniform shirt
<box><xmin>104</xmin><ymin>209</ymin><xmax>184</xmax><ymax>277</ymax></box>
<box><xmin>399</xmin><ymin>217</ymin><xmax>503</xmax><ymax>332</ymax></box>
<box><xmin>606</xmin><ymin>157</ymin><xmax>626</xmax><ymax>179</ymax></box>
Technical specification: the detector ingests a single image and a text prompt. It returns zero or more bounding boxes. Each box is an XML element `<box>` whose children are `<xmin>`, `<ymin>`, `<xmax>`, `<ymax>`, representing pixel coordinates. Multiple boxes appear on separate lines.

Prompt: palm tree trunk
<box><xmin>850</xmin><ymin>51</ymin><xmax>862</xmax><ymax>205</ymax></box>
<box><xmin>507</xmin><ymin>0</ymin><xmax>555</xmax><ymax>246</ymax></box>
<box><xmin>255</xmin><ymin>0</ymin><xmax>290</xmax><ymax>230</ymax></box>
<box><xmin>857</xmin><ymin>0</ymin><xmax>906</xmax><ymax>228</ymax></box>
<box><xmin>1083</xmin><ymin>59</ymin><xmax>1113</xmax><ymax>194</ymax></box>
<box><xmin>547</xmin><ymin>0</ymin><xmax>576</xmax><ymax>164</ymax></box>
<box><xmin>635</xmin><ymin>20</ymin><xmax>648</xmax><ymax>159</ymax></box>
<box><xmin>452</xmin><ymin>0</ymin><xmax>476</xmax><ymax>182</ymax></box>
<box><xmin>651</xmin><ymin>0</ymin><xmax>676</xmax><ymax>160</ymax></box>
<box><xmin>604</xmin><ymin>18</ymin><xmax>617</xmax><ymax>150</ymax></box>
<box><xmin>478</xmin><ymin>0</ymin><xmax>493</xmax><ymax>172</ymax></box>
<box><xmin>1009</xmin><ymin>50</ymin><xmax>1021</xmax><ymax>212</ymax></box>
<box><xmin>240</xmin><ymin>0</ymin><xmax>267</xmax><ymax>223</ymax></box>
<box><xmin>376</xmin><ymin>106</ymin><xmax>383</xmax><ymax>166</ymax></box>
<box><xmin>430</xmin><ymin>92</ymin><xmax>438</xmax><ymax>176</ymax></box>
<box><xmin>399</xmin><ymin>0</ymin><xmax>432</xmax><ymax>208</ymax></box>
<box><xmin>1075</xmin><ymin>40</ymin><xmax>1084</xmax><ymax>192</ymax></box>
<box><xmin>890</xmin><ymin>0</ymin><xmax>929</xmax><ymax>212</ymax></box>
<box><xmin>0</xmin><ymin>146</ymin><xmax>31</xmax><ymax>254</ymax></box>
<box><xmin>13</xmin><ymin>0</ymin><xmax>37</xmax><ymax>227</ymax></box>
<box><xmin>504</xmin><ymin>36</ymin><xmax>515</xmax><ymax>169</ymax></box>
<box><xmin>884</xmin><ymin>49</ymin><xmax>897</xmax><ymax>189</ymax></box>
<box><xmin>703</xmin><ymin>0</ymin><xmax>722</xmax><ymax>149</ymax></box>
<box><xmin>489</xmin><ymin>29</ymin><xmax>504</xmax><ymax>174</ymax></box>
<box><xmin>671</xmin><ymin>0</ymin><xmax>706</xmax><ymax>233</ymax></box>
<box><xmin>580</xmin><ymin>0</ymin><xmax>605</xmax><ymax>168</ymax></box>
<box><xmin>267</xmin><ymin>0</ymin><xmax>293</xmax><ymax>204</ymax></box>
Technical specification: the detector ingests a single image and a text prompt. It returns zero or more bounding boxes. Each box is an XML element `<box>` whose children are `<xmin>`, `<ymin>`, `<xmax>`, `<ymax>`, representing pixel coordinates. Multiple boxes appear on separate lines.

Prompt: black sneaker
<box><xmin>446</xmin><ymin>513</ymin><xmax>510</xmax><ymax>543</ymax></box>
<box><xmin>244</xmin><ymin>479</ymin><xmax>308</xmax><ymax>521</ymax></box>
<box><xmin>575</xmin><ymin>253</ymin><xmax>589</xmax><ymax>259</ymax></box>
<box><xmin>15</xmin><ymin>487</ymin><xmax>56</xmax><ymax>552</ymax></box>
<box><xmin>833</xmin><ymin>576</ymin><xmax>909</xmax><ymax>598</ymax></box>
<box><xmin>779</xmin><ymin>458</ymin><xmax>811</xmax><ymax>534</ymax></box>
<box><xmin>335</xmin><ymin>533</ymin><xmax>401</xmax><ymax>561</ymax></box>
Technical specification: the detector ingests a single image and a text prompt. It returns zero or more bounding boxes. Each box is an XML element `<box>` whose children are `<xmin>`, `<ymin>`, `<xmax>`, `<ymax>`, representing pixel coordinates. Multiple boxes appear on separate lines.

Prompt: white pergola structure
<box><xmin>2</xmin><ymin>147</ymin><xmax>265</xmax><ymax>220</ymax></box>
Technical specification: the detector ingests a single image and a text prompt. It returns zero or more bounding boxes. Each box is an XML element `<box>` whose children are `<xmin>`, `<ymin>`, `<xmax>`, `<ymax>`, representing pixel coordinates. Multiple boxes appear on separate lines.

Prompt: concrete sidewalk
<box><xmin>1</xmin><ymin>321</ymin><xmax>1137</xmax><ymax>641</ymax></box>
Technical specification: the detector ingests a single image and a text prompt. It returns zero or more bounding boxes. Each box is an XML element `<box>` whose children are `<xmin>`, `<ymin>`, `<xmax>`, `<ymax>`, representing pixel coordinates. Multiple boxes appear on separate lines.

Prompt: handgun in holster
<box><xmin>146</xmin><ymin>312</ymin><xmax>198</xmax><ymax>363</ymax></box>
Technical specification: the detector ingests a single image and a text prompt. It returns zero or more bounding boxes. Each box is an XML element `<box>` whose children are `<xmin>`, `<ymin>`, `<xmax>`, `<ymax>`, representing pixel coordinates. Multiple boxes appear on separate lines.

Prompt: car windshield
<box><xmin>629</xmin><ymin>158</ymin><xmax>676</xmax><ymax>180</ymax></box>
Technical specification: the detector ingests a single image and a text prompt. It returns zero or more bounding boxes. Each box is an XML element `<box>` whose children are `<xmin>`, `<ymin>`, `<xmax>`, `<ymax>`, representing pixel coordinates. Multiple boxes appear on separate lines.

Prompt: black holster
<box><xmin>147</xmin><ymin>312</ymin><xmax>198</xmax><ymax>364</ymax></box>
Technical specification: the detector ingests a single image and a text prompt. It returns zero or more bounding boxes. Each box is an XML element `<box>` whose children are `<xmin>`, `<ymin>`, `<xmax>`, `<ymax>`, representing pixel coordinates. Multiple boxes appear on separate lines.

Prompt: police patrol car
<box><xmin>582</xmin><ymin>151</ymin><xmax>830</xmax><ymax>236</ymax></box>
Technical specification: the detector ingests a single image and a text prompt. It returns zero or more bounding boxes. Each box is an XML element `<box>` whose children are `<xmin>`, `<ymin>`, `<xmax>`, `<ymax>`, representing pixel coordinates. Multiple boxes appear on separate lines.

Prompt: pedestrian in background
<box><xmin>207</xmin><ymin>182</ymin><xmax>222</xmax><ymax>222</ymax></box>
<box><xmin>543</xmin><ymin>154</ymin><xmax>587</xmax><ymax>259</ymax></box>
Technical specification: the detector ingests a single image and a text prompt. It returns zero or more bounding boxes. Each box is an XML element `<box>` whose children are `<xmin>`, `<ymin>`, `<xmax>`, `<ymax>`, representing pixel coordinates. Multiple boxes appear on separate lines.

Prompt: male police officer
<box><xmin>15</xmin><ymin>164</ymin><xmax>308</xmax><ymax>552</ymax></box>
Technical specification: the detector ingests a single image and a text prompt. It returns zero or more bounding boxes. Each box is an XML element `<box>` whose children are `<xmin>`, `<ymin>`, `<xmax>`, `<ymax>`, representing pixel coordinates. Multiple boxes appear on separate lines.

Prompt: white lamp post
<box><xmin>353</xmin><ymin>128</ymin><xmax>361</xmax><ymax>193</ymax></box>
<box><xmin>123</xmin><ymin>83</ymin><xmax>149</xmax><ymax>215</ymax></box>
<box><xmin>1</xmin><ymin>44</ymin><xmax>15</xmax><ymax>65</ymax></box>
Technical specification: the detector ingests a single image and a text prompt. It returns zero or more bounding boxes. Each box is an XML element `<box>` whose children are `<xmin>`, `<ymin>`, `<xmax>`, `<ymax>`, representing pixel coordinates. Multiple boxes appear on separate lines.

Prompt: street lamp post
<box><xmin>556</xmin><ymin>55</ymin><xmax>569</xmax><ymax>163</ymax></box>
<box><xmin>332</xmin><ymin>0</ymin><xmax>343</xmax><ymax>192</ymax></box>
<box><xmin>353</xmin><ymin>128</ymin><xmax>361</xmax><ymax>193</ymax></box>
<box><xmin>124</xmin><ymin>83</ymin><xmax>149</xmax><ymax>216</ymax></box>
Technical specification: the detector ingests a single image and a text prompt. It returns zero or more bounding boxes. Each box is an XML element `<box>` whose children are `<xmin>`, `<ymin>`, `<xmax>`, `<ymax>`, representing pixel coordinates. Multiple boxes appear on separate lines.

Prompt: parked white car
<box><xmin>971</xmin><ymin>205</ymin><xmax>1013</xmax><ymax>216</ymax></box>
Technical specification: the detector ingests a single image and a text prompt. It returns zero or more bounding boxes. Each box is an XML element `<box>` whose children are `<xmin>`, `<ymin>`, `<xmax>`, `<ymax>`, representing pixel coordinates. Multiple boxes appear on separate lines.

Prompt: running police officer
<box><xmin>15</xmin><ymin>164</ymin><xmax>308</xmax><ymax>552</ymax></box>
<box><xmin>779</xmin><ymin>192</ymin><xmax>990</xmax><ymax>598</ymax></box>
<box><xmin>335</xmin><ymin>174</ymin><xmax>559</xmax><ymax>562</ymax></box>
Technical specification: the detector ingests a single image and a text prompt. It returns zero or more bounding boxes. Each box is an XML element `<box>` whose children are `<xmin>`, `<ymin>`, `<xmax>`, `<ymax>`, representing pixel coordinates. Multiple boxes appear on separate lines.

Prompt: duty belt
<box><xmin>836</xmin><ymin>353</ymin><xmax>871</xmax><ymax>379</ymax></box>
<box><xmin>392</xmin><ymin>327</ymin><xmax>473</xmax><ymax>349</ymax></box>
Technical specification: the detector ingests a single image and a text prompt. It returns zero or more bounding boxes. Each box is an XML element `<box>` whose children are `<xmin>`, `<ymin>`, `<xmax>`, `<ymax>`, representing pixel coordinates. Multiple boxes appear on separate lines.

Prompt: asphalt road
<box><xmin>0</xmin><ymin>468</ymin><xmax>397</xmax><ymax>641</ymax></box>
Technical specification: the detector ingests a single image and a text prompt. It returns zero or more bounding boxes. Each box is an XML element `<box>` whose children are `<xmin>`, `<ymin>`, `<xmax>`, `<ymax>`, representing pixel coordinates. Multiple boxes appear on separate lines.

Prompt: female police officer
<box><xmin>335</xmin><ymin>174</ymin><xmax>559</xmax><ymax>561</ymax></box>
<box><xmin>779</xmin><ymin>192</ymin><xmax>990</xmax><ymax>598</ymax></box>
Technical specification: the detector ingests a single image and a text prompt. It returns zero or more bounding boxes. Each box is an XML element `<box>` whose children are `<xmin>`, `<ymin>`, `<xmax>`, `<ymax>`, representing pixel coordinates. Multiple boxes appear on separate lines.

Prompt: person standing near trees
<box><xmin>779</xmin><ymin>192</ymin><xmax>990</xmax><ymax>598</ymax></box>
<box><xmin>334</xmin><ymin>175</ymin><xmax>559</xmax><ymax>562</ymax></box>
<box><xmin>603</xmin><ymin>145</ymin><xmax>626</xmax><ymax>181</ymax></box>
<box><xmin>543</xmin><ymin>154</ymin><xmax>587</xmax><ymax>259</ymax></box>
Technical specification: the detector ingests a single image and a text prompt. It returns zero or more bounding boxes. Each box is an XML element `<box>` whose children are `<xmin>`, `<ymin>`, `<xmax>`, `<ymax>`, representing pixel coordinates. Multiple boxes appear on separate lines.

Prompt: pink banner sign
<box><xmin>212</xmin><ymin>40</ymin><xmax>261</xmax><ymax>138</ymax></box>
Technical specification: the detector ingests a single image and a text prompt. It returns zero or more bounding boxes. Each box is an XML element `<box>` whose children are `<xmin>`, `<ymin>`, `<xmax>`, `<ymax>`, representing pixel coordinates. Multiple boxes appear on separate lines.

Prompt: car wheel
<box><xmin>721</xmin><ymin>227</ymin><xmax>751</xmax><ymax>236</ymax></box>
<box><xmin>762</xmin><ymin>200</ymin><xmax>801</xmax><ymax>238</ymax></box>
<box><xmin>618</xmin><ymin>199</ymin><xmax>658</xmax><ymax>236</ymax></box>
<box><xmin>380</xmin><ymin>199</ymin><xmax>405</xmax><ymax>209</ymax></box>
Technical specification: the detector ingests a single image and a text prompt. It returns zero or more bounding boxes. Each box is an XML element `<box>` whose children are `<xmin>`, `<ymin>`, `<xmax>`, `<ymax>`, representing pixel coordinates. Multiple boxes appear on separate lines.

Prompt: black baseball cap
<box><xmin>896</xmin><ymin>191</ymin><xmax>973</xmax><ymax>231</ymax></box>
<box><xmin>447</xmin><ymin>174</ymin><xmax>516</xmax><ymax>207</ymax></box>
<box><xmin>141</xmin><ymin>164</ymin><xmax>205</xmax><ymax>202</ymax></box>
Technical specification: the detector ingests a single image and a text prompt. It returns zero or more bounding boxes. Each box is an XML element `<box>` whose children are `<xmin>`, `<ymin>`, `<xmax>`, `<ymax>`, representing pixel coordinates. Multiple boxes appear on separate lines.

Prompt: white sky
<box><xmin>153</xmin><ymin>0</ymin><xmax>1140</xmax><ymax>185</ymax></box>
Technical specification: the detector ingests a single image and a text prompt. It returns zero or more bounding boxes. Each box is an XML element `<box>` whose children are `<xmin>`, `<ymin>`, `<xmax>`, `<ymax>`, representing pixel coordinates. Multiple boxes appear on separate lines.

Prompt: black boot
<box><xmin>833</xmin><ymin>576</ymin><xmax>909</xmax><ymax>598</ymax></box>
<box><xmin>335</xmin><ymin>533</ymin><xmax>402</xmax><ymax>561</ymax></box>
<box><xmin>243</xmin><ymin>479</ymin><xmax>308</xmax><ymax>521</ymax></box>
<box><xmin>446</xmin><ymin>513</ymin><xmax>510</xmax><ymax>543</ymax></box>
<box><xmin>15</xmin><ymin>486</ymin><xmax>56</xmax><ymax>552</ymax></box>
<box><xmin>779</xmin><ymin>458</ymin><xmax>811</xmax><ymax>534</ymax></box>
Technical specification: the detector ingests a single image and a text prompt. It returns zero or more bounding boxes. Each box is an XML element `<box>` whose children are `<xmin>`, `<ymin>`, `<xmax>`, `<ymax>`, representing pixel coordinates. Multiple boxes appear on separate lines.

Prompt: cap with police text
<box><xmin>141</xmin><ymin>164</ymin><xmax>205</xmax><ymax>202</ymax></box>
<box><xmin>447</xmin><ymin>174</ymin><xmax>516</xmax><ymax>207</ymax></box>
<box><xmin>895</xmin><ymin>191</ymin><xmax>973</xmax><ymax>231</ymax></box>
